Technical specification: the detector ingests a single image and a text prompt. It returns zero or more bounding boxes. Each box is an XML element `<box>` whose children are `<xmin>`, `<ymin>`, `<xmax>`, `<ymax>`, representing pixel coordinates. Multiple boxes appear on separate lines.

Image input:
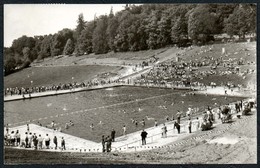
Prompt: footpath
<box><xmin>4</xmin><ymin>83</ymin><xmax>252</xmax><ymax>102</ymax></box>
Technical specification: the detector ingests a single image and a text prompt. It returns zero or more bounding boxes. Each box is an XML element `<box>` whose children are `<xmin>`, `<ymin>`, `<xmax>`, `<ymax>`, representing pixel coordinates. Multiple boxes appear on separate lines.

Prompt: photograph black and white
<box><xmin>3</xmin><ymin>3</ymin><xmax>257</xmax><ymax>164</ymax></box>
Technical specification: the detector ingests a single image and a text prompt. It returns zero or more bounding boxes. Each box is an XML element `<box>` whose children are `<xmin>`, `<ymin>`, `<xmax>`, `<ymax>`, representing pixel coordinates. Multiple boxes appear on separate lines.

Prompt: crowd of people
<box><xmin>133</xmin><ymin>45</ymin><xmax>255</xmax><ymax>90</ymax></box>
<box><xmin>136</xmin><ymin>62</ymin><xmax>252</xmax><ymax>90</ymax></box>
<box><xmin>101</xmin><ymin>128</ymin><xmax>116</xmax><ymax>152</ymax></box>
<box><xmin>4</xmin><ymin>78</ymin><xmax>128</xmax><ymax>97</ymax></box>
<box><xmin>4</xmin><ymin>124</ymin><xmax>66</xmax><ymax>151</ymax></box>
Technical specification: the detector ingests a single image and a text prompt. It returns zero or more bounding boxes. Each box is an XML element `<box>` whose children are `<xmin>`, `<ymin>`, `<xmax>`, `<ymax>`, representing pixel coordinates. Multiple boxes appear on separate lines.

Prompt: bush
<box><xmin>21</xmin><ymin>60</ymin><xmax>31</xmax><ymax>69</ymax></box>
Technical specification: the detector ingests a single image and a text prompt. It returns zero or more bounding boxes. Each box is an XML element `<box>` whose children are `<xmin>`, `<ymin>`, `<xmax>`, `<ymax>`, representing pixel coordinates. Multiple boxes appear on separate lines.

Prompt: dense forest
<box><xmin>4</xmin><ymin>4</ymin><xmax>256</xmax><ymax>75</ymax></box>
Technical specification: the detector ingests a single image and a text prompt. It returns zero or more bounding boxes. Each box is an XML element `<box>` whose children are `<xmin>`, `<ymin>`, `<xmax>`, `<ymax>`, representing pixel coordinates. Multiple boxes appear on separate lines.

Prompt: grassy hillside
<box><xmin>31</xmin><ymin>47</ymin><xmax>171</xmax><ymax>67</ymax></box>
<box><xmin>5</xmin><ymin>42</ymin><xmax>256</xmax><ymax>89</ymax></box>
<box><xmin>4</xmin><ymin>65</ymin><xmax>120</xmax><ymax>88</ymax></box>
<box><xmin>179</xmin><ymin>42</ymin><xmax>256</xmax><ymax>63</ymax></box>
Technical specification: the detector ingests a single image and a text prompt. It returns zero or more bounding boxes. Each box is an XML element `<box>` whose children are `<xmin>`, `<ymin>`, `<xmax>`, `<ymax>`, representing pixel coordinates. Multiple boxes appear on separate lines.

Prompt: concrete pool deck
<box><xmin>4</xmin><ymin>84</ymin><xmax>253</xmax><ymax>102</ymax></box>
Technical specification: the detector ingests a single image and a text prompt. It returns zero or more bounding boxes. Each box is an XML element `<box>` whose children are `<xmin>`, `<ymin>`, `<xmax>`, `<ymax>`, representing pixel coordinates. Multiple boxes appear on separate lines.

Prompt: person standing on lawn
<box><xmin>196</xmin><ymin>117</ymin><xmax>200</xmax><ymax>131</ymax></box>
<box><xmin>32</xmin><ymin>134</ymin><xmax>38</xmax><ymax>150</ymax></box>
<box><xmin>217</xmin><ymin>107</ymin><xmax>222</xmax><ymax>119</ymax></box>
<box><xmin>154</xmin><ymin>120</ymin><xmax>158</xmax><ymax>127</ymax></box>
<box><xmin>45</xmin><ymin>134</ymin><xmax>50</xmax><ymax>149</ymax></box>
<box><xmin>15</xmin><ymin>130</ymin><xmax>21</xmax><ymax>146</ymax></box>
<box><xmin>111</xmin><ymin>129</ymin><xmax>116</xmax><ymax>142</ymax></box>
<box><xmin>135</xmin><ymin>120</ymin><xmax>138</xmax><ymax>127</ymax></box>
<box><xmin>106</xmin><ymin>136</ymin><xmax>112</xmax><ymax>152</ymax></box>
<box><xmin>51</xmin><ymin>121</ymin><xmax>55</xmax><ymax>128</ymax></box>
<box><xmin>161</xmin><ymin>124</ymin><xmax>167</xmax><ymax>138</ymax></box>
<box><xmin>141</xmin><ymin>119</ymin><xmax>145</xmax><ymax>127</ymax></box>
<box><xmin>5</xmin><ymin>124</ymin><xmax>9</xmax><ymax>134</ymax></box>
<box><xmin>53</xmin><ymin>136</ymin><xmax>58</xmax><ymax>150</ymax></box>
<box><xmin>122</xmin><ymin>125</ymin><xmax>126</xmax><ymax>136</ymax></box>
<box><xmin>28</xmin><ymin>132</ymin><xmax>33</xmax><ymax>148</ymax></box>
<box><xmin>176</xmin><ymin>111</ymin><xmax>182</xmax><ymax>124</ymax></box>
<box><xmin>61</xmin><ymin>137</ymin><xmax>66</xmax><ymax>150</ymax></box>
<box><xmin>25</xmin><ymin>132</ymin><xmax>29</xmax><ymax>148</ymax></box>
<box><xmin>188</xmin><ymin>118</ymin><xmax>192</xmax><ymax>133</ymax></box>
<box><xmin>102</xmin><ymin>135</ymin><xmax>105</xmax><ymax>152</ymax></box>
<box><xmin>141</xmin><ymin>130</ymin><xmax>148</xmax><ymax>145</ymax></box>
<box><xmin>38</xmin><ymin>134</ymin><xmax>43</xmax><ymax>149</ymax></box>
<box><xmin>174</xmin><ymin>121</ymin><xmax>181</xmax><ymax>134</ymax></box>
<box><xmin>90</xmin><ymin>123</ymin><xmax>94</xmax><ymax>131</ymax></box>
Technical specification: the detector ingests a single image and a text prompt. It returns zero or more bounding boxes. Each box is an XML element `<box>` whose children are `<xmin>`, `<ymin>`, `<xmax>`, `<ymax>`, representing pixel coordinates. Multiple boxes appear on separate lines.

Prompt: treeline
<box><xmin>4</xmin><ymin>4</ymin><xmax>256</xmax><ymax>75</ymax></box>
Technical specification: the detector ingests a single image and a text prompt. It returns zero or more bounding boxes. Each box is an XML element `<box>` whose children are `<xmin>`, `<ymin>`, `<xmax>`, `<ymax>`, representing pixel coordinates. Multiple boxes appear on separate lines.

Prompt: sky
<box><xmin>4</xmin><ymin>4</ymin><xmax>126</xmax><ymax>47</ymax></box>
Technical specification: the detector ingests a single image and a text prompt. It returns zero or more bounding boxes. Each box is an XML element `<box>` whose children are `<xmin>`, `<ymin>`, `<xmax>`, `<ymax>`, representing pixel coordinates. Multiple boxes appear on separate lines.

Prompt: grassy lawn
<box><xmin>5</xmin><ymin>86</ymin><xmax>245</xmax><ymax>142</ymax></box>
<box><xmin>180</xmin><ymin>42</ymin><xmax>256</xmax><ymax>63</ymax></box>
<box><xmin>31</xmin><ymin>47</ymin><xmax>172</xmax><ymax>67</ymax></box>
<box><xmin>89</xmin><ymin>47</ymin><xmax>169</xmax><ymax>60</ymax></box>
<box><xmin>4</xmin><ymin>65</ymin><xmax>121</xmax><ymax>88</ymax></box>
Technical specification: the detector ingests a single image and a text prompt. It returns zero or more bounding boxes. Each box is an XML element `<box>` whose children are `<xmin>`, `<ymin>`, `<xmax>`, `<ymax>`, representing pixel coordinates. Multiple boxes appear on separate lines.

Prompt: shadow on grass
<box><xmin>242</xmin><ymin>113</ymin><xmax>253</xmax><ymax>116</ymax></box>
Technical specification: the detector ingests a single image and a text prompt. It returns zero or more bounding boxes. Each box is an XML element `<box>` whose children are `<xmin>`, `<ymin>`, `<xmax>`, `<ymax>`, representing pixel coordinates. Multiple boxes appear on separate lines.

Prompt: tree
<box><xmin>4</xmin><ymin>47</ymin><xmax>17</xmax><ymax>75</ymax></box>
<box><xmin>208</xmin><ymin>4</ymin><xmax>238</xmax><ymax>34</ymax></box>
<box><xmin>246</xmin><ymin>4</ymin><xmax>256</xmax><ymax>35</ymax></box>
<box><xmin>4</xmin><ymin>57</ymin><xmax>16</xmax><ymax>75</ymax></box>
<box><xmin>171</xmin><ymin>14</ymin><xmax>188</xmax><ymax>44</ymax></box>
<box><xmin>33</xmin><ymin>35</ymin><xmax>44</xmax><ymax>58</ymax></box>
<box><xmin>51</xmin><ymin>28</ymin><xmax>74</xmax><ymax>56</ymax></box>
<box><xmin>21</xmin><ymin>47</ymin><xmax>31</xmax><ymax>68</ymax></box>
<box><xmin>157</xmin><ymin>12</ymin><xmax>172</xmax><ymax>47</ymax></box>
<box><xmin>63</xmin><ymin>39</ymin><xmax>74</xmax><ymax>55</ymax></box>
<box><xmin>75</xmin><ymin>21</ymin><xmax>95</xmax><ymax>55</ymax></box>
<box><xmin>75</xmin><ymin>13</ymin><xmax>86</xmax><ymax>39</ymax></box>
<box><xmin>11</xmin><ymin>36</ymin><xmax>36</xmax><ymax>55</ymax></box>
<box><xmin>22</xmin><ymin>47</ymin><xmax>31</xmax><ymax>61</ymax></box>
<box><xmin>145</xmin><ymin>10</ymin><xmax>160</xmax><ymax>49</ymax></box>
<box><xmin>38</xmin><ymin>35</ymin><xmax>52</xmax><ymax>60</ymax></box>
<box><xmin>74</xmin><ymin>13</ymin><xmax>86</xmax><ymax>54</ymax></box>
<box><xmin>92</xmin><ymin>15</ymin><xmax>109</xmax><ymax>54</ymax></box>
<box><xmin>106</xmin><ymin>14</ymin><xmax>119</xmax><ymax>51</ymax></box>
<box><xmin>127</xmin><ymin>16</ymin><xmax>141</xmax><ymax>51</ymax></box>
<box><xmin>224</xmin><ymin>4</ymin><xmax>256</xmax><ymax>39</ymax></box>
<box><xmin>136</xmin><ymin>14</ymin><xmax>149</xmax><ymax>50</ymax></box>
<box><xmin>51</xmin><ymin>33</ymin><xmax>63</xmax><ymax>56</ymax></box>
<box><xmin>188</xmin><ymin>5</ymin><xmax>217</xmax><ymax>44</ymax></box>
<box><xmin>114</xmin><ymin>11</ymin><xmax>132</xmax><ymax>52</ymax></box>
